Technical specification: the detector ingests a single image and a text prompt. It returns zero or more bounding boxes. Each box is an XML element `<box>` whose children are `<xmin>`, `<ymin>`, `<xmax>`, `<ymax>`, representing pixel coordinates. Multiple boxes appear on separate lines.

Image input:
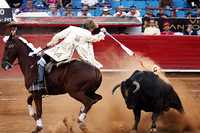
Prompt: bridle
<box><xmin>2</xmin><ymin>55</ymin><xmax>19</xmax><ymax>69</ymax></box>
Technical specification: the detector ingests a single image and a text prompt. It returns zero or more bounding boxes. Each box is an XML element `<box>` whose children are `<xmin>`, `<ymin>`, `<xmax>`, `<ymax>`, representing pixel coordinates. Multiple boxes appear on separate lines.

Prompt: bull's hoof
<box><xmin>150</xmin><ymin>128</ymin><xmax>157</xmax><ymax>133</ymax></box>
<box><xmin>32</xmin><ymin>126</ymin><xmax>43</xmax><ymax>133</ymax></box>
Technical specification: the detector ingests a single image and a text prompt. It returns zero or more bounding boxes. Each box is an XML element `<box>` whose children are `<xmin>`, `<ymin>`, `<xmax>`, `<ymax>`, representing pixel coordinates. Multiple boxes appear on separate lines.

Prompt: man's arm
<box><xmin>47</xmin><ymin>27</ymin><xmax>71</xmax><ymax>47</ymax></box>
<box><xmin>87</xmin><ymin>28</ymin><xmax>106</xmax><ymax>43</ymax></box>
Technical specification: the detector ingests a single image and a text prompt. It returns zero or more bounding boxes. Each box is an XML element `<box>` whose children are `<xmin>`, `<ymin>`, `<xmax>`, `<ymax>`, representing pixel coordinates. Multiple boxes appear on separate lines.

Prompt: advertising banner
<box><xmin>0</xmin><ymin>8</ymin><xmax>12</xmax><ymax>23</ymax></box>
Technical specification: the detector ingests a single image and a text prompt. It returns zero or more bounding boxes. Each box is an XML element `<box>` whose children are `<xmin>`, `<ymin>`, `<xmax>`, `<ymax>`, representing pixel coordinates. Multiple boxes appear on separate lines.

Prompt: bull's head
<box><xmin>1</xmin><ymin>28</ymin><xmax>18</xmax><ymax>70</ymax></box>
<box><xmin>112</xmin><ymin>80</ymin><xmax>140</xmax><ymax>109</ymax></box>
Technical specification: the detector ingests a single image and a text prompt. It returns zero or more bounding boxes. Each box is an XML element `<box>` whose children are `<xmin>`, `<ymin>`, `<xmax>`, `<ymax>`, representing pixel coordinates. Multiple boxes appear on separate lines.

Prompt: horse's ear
<box><xmin>5</xmin><ymin>27</ymin><xmax>17</xmax><ymax>42</ymax></box>
<box><xmin>10</xmin><ymin>27</ymin><xmax>17</xmax><ymax>37</ymax></box>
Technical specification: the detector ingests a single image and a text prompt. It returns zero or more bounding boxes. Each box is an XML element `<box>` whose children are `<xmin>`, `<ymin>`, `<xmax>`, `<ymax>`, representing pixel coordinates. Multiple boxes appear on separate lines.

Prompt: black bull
<box><xmin>112</xmin><ymin>70</ymin><xmax>184</xmax><ymax>132</ymax></box>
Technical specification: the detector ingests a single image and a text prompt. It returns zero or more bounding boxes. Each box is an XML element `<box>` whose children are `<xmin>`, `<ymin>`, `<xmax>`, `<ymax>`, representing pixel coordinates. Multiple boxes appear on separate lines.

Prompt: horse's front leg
<box><xmin>32</xmin><ymin>91</ymin><xmax>43</xmax><ymax>133</ymax></box>
<box><xmin>27</xmin><ymin>95</ymin><xmax>37</xmax><ymax>120</ymax></box>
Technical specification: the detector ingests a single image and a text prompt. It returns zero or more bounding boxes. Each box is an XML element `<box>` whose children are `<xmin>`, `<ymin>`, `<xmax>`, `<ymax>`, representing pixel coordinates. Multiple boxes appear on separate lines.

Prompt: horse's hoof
<box><xmin>79</xmin><ymin>122</ymin><xmax>86</xmax><ymax>129</ymax></box>
<box><xmin>77</xmin><ymin>118</ymin><xmax>83</xmax><ymax>124</ymax></box>
<box><xmin>32</xmin><ymin>113</ymin><xmax>37</xmax><ymax>121</ymax></box>
<box><xmin>32</xmin><ymin>126</ymin><xmax>43</xmax><ymax>133</ymax></box>
<box><xmin>150</xmin><ymin>128</ymin><xmax>157</xmax><ymax>133</ymax></box>
<box><xmin>79</xmin><ymin>122</ymin><xmax>89</xmax><ymax>133</ymax></box>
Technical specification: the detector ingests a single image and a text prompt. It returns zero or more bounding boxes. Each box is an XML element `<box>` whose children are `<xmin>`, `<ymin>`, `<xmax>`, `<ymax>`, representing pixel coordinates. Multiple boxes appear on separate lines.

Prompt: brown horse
<box><xmin>1</xmin><ymin>32</ymin><xmax>102</xmax><ymax>133</ymax></box>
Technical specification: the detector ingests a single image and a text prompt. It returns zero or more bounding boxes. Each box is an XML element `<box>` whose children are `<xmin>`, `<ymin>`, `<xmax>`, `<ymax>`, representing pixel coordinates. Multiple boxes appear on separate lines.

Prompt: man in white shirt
<box><xmin>44</xmin><ymin>19</ymin><xmax>106</xmax><ymax>68</ymax></box>
<box><xmin>144</xmin><ymin>19</ymin><xmax>160</xmax><ymax>35</ymax></box>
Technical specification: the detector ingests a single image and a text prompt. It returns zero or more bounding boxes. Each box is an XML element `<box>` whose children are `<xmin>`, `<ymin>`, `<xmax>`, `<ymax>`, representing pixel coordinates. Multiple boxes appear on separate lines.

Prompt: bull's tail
<box><xmin>169</xmin><ymin>89</ymin><xmax>184</xmax><ymax>114</ymax></box>
<box><xmin>112</xmin><ymin>84</ymin><xmax>121</xmax><ymax>95</ymax></box>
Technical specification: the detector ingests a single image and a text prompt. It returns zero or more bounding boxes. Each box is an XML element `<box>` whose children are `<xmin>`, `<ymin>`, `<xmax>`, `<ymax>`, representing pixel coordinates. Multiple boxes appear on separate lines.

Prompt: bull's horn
<box><xmin>112</xmin><ymin>84</ymin><xmax>121</xmax><ymax>95</ymax></box>
<box><xmin>132</xmin><ymin>81</ymin><xmax>140</xmax><ymax>93</ymax></box>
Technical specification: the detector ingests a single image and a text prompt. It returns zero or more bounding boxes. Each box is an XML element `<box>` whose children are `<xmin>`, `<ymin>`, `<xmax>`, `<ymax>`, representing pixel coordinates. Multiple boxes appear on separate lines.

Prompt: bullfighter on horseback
<box><xmin>36</xmin><ymin>19</ymin><xmax>106</xmax><ymax>86</ymax></box>
<box><xmin>1</xmin><ymin>21</ymin><xmax>105</xmax><ymax>133</ymax></box>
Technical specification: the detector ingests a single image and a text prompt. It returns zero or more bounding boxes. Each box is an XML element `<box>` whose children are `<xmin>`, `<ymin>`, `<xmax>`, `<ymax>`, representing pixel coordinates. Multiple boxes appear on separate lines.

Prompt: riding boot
<box><xmin>38</xmin><ymin>64</ymin><xmax>45</xmax><ymax>88</ymax></box>
<box><xmin>37</xmin><ymin>57</ymin><xmax>46</xmax><ymax>88</ymax></box>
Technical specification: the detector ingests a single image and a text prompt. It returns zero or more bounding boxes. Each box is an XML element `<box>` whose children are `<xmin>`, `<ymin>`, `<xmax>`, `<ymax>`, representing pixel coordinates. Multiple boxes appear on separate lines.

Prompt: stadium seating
<box><xmin>25</xmin><ymin>0</ymin><xmax>193</xmax><ymax>17</ymax></box>
<box><xmin>70</xmin><ymin>0</ymin><xmax>193</xmax><ymax>17</ymax></box>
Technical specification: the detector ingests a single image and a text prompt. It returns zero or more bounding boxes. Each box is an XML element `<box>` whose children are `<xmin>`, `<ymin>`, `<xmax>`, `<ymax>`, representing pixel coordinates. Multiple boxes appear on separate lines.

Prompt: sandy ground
<box><xmin>0</xmin><ymin>73</ymin><xmax>200</xmax><ymax>133</ymax></box>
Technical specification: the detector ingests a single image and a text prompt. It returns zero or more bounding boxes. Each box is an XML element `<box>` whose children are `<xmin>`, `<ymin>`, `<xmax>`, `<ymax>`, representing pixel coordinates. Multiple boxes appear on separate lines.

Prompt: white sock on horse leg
<box><xmin>36</xmin><ymin>118</ymin><xmax>43</xmax><ymax>127</ymax></box>
<box><xmin>78</xmin><ymin>113</ymin><xmax>86</xmax><ymax>123</ymax></box>
<box><xmin>80</xmin><ymin>105</ymin><xmax>85</xmax><ymax>113</ymax></box>
<box><xmin>28</xmin><ymin>105</ymin><xmax>35</xmax><ymax>116</ymax></box>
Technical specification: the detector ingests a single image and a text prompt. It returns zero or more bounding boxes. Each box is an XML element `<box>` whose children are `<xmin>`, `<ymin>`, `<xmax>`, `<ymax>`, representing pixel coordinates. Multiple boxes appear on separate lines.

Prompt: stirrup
<box><xmin>45</xmin><ymin>62</ymin><xmax>54</xmax><ymax>73</ymax></box>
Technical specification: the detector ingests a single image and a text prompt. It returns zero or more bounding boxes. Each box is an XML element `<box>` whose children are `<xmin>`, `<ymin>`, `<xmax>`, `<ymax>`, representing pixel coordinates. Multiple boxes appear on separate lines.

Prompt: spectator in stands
<box><xmin>60</xmin><ymin>0</ymin><xmax>71</xmax><ymax>8</ymax></box>
<box><xmin>48</xmin><ymin>3</ymin><xmax>61</xmax><ymax>16</ymax></box>
<box><xmin>197</xmin><ymin>8</ymin><xmax>200</xmax><ymax>18</ymax></box>
<box><xmin>187</xmin><ymin>0</ymin><xmax>200</xmax><ymax>8</ymax></box>
<box><xmin>113</xmin><ymin>6</ymin><xmax>127</xmax><ymax>17</ymax></box>
<box><xmin>184</xmin><ymin>24</ymin><xmax>198</xmax><ymax>35</ymax></box>
<box><xmin>44</xmin><ymin>0</ymin><xmax>59</xmax><ymax>6</ymax></box>
<box><xmin>81</xmin><ymin>0</ymin><xmax>98</xmax><ymax>7</ymax></box>
<box><xmin>159</xmin><ymin>0</ymin><xmax>173</xmax><ymax>8</ymax></box>
<box><xmin>20</xmin><ymin>0</ymin><xmax>36</xmax><ymax>12</ymax></box>
<box><xmin>32</xmin><ymin>0</ymin><xmax>47</xmax><ymax>9</ymax></box>
<box><xmin>143</xmin><ymin>9</ymin><xmax>155</xmax><ymax>30</ymax></box>
<box><xmin>194</xmin><ymin>8</ymin><xmax>200</xmax><ymax>18</ymax></box>
<box><xmin>77</xmin><ymin>5</ymin><xmax>92</xmax><ymax>16</ymax></box>
<box><xmin>126</xmin><ymin>5</ymin><xmax>140</xmax><ymax>17</ymax></box>
<box><xmin>161</xmin><ymin>22</ymin><xmax>174</xmax><ymax>35</ymax></box>
<box><xmin>144</xmin><ymin>9</ymin><xmax>155</xmax><ymax>18</ymax></box>
<box><xmin>197</xmin><ymin>29</ymin><xmax>200</xmax><ymax>35</ymax></box>
<box><xmin>144</xmin><ymin>18</ymin><xmax>160</xmax><ymax>35</ymax></box>
<box><xmin>101</xmin><ymin>6</ymin><xmax>112</xmax><ymax>16</ymax></box>
<box><xmin>64</xmin><ymin>4</ymin><xmax>74</xmax><ymax>16</ymax></box>
<box><xmin>156</xmin><ymin>8</ymin><xmax>168</xmax><ymax>18</ymax></box>
<box><xmin>99</xmin><ymin>0</ymin><xmax>110</xmax><ymax>3</ymax></box>
<box><xmin>125</xmin><ymin>5</ymin><xmax>142</xmax><ymax>35</ymax></box>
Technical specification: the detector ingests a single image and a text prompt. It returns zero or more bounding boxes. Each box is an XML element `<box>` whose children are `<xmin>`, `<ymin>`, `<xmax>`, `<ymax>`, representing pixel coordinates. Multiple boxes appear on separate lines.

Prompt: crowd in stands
<box><xmin>7</xmin><ymin>0</ymin><xmax>200</xmax><ymax>17</ymax></box>
<box><xmin>6</xmin><ymin>0</ymin><xmax>200</xmax><ymax>35</ymax></box>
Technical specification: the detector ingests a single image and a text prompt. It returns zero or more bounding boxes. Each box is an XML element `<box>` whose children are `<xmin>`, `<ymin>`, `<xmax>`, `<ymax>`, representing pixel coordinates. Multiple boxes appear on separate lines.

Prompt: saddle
<box><xmin>45</xmin><ymin>58</ymin><xmax>80</xmax><ymax>73</ymax></box>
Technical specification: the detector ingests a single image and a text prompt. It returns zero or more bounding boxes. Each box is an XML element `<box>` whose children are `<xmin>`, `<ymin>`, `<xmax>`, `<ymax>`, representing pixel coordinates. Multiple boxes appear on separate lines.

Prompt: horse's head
<box><xmin>1</xmin><ymin>28</ymin><xmax>18</xmax><ymax>70</ymax></box>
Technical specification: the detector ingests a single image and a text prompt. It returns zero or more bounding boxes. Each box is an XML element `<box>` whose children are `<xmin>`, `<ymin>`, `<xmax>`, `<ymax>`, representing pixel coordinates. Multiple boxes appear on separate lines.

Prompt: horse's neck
<box><xmin>17</xmin><ymin>42</ymin><xmax>38</xmax><ymax>87</ymax></box>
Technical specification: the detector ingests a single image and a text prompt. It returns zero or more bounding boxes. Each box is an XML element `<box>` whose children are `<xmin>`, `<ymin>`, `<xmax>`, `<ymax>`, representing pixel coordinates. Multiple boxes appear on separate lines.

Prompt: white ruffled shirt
<box><xmin>144</xmin><ymin>27</ymin><xmax>161</xmax><ymax>35</ymax></box>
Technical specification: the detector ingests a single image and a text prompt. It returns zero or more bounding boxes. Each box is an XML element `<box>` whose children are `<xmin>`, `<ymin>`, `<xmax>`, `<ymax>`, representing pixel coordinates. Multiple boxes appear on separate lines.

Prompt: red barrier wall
<box><xmin>0</xmin><ymin>35</ymin><xmax>200</xmax><ymax>77</ymax></box>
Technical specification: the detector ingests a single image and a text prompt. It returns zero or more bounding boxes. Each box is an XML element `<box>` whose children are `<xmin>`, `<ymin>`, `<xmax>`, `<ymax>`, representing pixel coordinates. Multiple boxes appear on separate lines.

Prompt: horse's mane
<box><xmin>17</xmin><ymin>36</ymin><xmax>35</xmax><ymax>53</ymax></box>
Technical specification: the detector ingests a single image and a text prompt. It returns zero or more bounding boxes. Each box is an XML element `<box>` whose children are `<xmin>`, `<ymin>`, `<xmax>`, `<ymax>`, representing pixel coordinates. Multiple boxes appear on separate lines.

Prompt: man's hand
<box><xmin>47</xmin><ymin>42</ymin><xmax>51</xmax><ymax>47</ymax></box>
<box><xmin>100</xmin><ymin>28</ymin><xmax>107</xmax><ymax>33</ymax></box>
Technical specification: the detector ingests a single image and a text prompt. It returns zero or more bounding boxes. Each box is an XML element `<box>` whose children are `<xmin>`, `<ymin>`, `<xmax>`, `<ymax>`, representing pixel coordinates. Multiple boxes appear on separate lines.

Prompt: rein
<box><xmin>12</xmin><ymin>62</ymin><xmax>19</xmax><ymax>67</ymax></box>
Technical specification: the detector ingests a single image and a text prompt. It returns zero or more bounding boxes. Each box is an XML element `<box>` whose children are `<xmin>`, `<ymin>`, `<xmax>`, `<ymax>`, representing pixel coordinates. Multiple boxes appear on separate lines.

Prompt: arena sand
<box><xmin>45</xmin><ymin>54</ymin><xmax>200</xmax><ymax>133</ymax></box>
